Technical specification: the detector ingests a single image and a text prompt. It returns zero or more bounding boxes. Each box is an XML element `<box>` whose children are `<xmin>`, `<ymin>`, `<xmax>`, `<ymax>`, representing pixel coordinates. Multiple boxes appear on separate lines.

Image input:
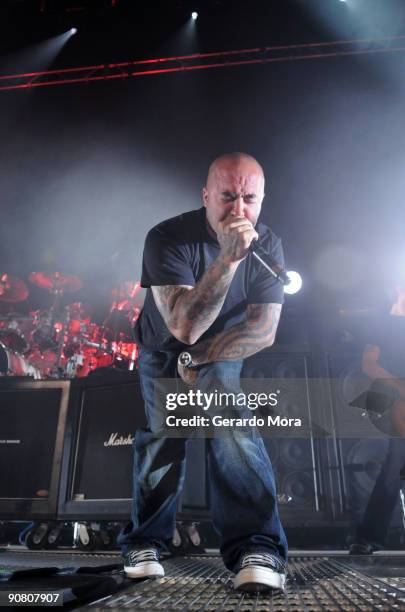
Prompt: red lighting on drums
<box><xmin>0</xmin><ymin>273</ymin><xmax>141</xmax><ymax>379</ymax></box>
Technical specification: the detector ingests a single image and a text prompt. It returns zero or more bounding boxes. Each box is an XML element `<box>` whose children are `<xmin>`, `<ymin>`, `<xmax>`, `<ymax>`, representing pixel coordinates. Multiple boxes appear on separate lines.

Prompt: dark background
<box><xmin>1</xmin><ymin>0</ymin><xmax>405</xmax><ymax>326</ymax></box>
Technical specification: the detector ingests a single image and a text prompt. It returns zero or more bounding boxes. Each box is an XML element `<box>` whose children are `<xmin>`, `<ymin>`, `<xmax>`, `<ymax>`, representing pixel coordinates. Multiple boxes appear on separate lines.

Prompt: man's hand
<box><xmin>151</xmin><ymin>216</ymin><xmax>248</xmax><ymax>344</ymax></box>
<box><xmin>216</xmin><ymin>215</ymin><xmax>258</xmax><ymax>264</ymax></box>
<box><xmin>177</xmin><ymin>362</ymin><xmax>199</xmax><ymax>385</ymax></box>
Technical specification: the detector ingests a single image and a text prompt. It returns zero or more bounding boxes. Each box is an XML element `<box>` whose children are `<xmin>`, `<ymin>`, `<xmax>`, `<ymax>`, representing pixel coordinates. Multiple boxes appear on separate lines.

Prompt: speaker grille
<box><xmin>71</xmin><ymin>383</ymin><xmax>145</xmax><ymax>501</ymax></box>
<box><xmin>0</xmin><ymin>388</ymin><xmax>62</xmax><ymax>499</ymax></box>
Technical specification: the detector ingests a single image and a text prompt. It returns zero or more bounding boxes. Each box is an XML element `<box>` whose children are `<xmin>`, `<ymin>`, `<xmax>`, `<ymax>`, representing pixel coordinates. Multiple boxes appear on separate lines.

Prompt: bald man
<box><xmin>118</xmin><ymin>153</ymin><xmax>288</xmax><ymax>592</ymax></box>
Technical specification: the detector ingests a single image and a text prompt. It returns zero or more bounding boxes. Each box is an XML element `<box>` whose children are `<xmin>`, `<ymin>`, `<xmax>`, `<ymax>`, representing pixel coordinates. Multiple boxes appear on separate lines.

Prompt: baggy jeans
<box><xmin>118</xmin><ymin>348</ymin><xmax>288</xmax><ymax>572</ymax></box>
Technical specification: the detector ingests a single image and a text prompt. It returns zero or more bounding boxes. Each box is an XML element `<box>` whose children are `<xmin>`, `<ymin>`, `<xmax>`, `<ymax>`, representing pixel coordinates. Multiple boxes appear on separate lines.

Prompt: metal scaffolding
<box><xmin>1</xmin><ymin>36</ymin><xmax>405</xmax><ymax>92</ymax></box>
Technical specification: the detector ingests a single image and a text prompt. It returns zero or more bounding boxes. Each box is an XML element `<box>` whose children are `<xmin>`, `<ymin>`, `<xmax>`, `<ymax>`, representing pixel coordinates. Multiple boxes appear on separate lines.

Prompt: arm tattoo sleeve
<box><xmin>152</xmin><ymin>285</ymin><xmax>192</xmax><ymax>329</ymax></box>
<box><xmin>190</xmin><ymin>303</ymin><xmax>282</xmax><ymax>363</ymax></box>
<box><xmin>151</xmin><ymin>256</ymin><xmax>239</xmax><ymax>344</ymax></box>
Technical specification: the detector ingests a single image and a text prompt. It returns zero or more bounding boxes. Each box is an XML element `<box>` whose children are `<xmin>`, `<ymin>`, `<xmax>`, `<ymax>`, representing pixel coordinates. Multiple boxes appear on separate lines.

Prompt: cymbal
<box><xmin>29</xmin><ymin>272</ymin><xmax>83</xmax><ymax>294</ymax></box>
<box><xmin>0</xmin><ymin>274</ymin><xmax>29</xmax><ymax>302</ymax></box>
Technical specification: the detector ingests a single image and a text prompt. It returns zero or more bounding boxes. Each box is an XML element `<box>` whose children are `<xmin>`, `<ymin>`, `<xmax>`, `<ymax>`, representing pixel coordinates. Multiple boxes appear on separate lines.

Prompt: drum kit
<box><xmin>0</xmin><ymin>272</ymin><xmax>141</xmax><ymax>380</ymax></box>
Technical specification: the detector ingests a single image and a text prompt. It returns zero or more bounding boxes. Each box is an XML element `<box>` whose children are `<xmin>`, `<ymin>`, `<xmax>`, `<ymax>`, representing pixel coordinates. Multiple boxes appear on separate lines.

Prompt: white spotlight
<box><xmin>284</xmin><ymin>271</ymin><xmax>302</xmax><ymax>295</ymax></box>
<box><xmin>70</xmin><ymin>27</ymin><xmax>78</xmax><ymax>35</ymax></box>
<box><xmin>191</xmin><ymin>12</ymin><xmax>198</xmax><ymax>20</ymax></box>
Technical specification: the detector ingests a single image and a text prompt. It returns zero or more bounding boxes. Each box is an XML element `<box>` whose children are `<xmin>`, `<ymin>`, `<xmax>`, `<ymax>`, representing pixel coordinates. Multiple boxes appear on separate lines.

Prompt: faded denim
<box><xmin>118</xmin><ymin>348</ymin><xmax>287</xmax><ymax>571</ymax></box>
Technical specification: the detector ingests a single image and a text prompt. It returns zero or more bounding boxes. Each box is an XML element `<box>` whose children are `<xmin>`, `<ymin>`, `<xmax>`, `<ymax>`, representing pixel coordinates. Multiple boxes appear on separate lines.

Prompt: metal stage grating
<box><xmin>0</xmin><ymin>547</ymin><xmax>122</xmax><ymax>570</ymax></box>
<box><xmin>78</xmin><ymin>554</ymin><xmax>405</xmax><ymax>611</ymax></box>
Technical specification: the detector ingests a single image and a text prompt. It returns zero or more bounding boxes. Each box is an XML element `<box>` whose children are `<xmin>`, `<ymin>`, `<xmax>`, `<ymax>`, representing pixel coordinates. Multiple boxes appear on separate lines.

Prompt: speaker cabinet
<box><xmin>0</xmin><ymin>380</ymin><xmax>69</xmax><ymax>520</ymax></box>
<box><xmin>59</xmin><ymin>373</ymin><xmax>211</xmax><ymax>521</ymax></box>
<box><xmin>58</xmin><ymin>375</ymin><xmax>146</xmax><ymax>520</ymax></box>
<box><xmin>242</xmin><ymin>348</ymin><xmax>330</xmax><ymax>526</ymax></box>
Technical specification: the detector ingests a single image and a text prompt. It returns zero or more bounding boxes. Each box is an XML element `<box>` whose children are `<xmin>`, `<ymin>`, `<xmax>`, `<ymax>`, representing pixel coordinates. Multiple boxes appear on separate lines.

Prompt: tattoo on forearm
<box><xmin>152</xmin><ymin>256</ymin><xmax>239</xmax><ymax>343</ymax></box>
<box><xmin>192</xmin><ymin>303</ymin><xmax>282</xmax><ymax>363</ymax></box>
<box><xmin>184</xmin><ymin>258</ymin><xmax>235</xmax><ymax>323</ymax></box>
<box><xmin>152</xmin><ymin>285</ymin><xmax>191</xmax><ymax>329</ymax></box>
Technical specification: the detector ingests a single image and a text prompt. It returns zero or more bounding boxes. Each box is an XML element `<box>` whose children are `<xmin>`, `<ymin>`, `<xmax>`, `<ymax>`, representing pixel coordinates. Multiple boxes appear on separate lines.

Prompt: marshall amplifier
<box><xmin>58</xmin><ymin>373</ymin><xmax>212</xmax><ymax>521</ymax></box>
<box><xmin>0</xmin><ymin>380</ymin><xmax>70</xmax><ymax>520</ymax></box>
<box><xmin>58</xmin><ymin>374</ymin><xmax>147</xmax><ymax>520</ymax></box>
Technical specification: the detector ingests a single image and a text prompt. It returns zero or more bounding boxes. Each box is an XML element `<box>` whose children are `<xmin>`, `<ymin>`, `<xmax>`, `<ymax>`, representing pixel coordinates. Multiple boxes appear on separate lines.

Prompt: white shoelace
<box><xmin>240</xmin><ymin>552</ymin><xmax>284</xmax><ymax>572</ymax></box>
<box><xmin>127</xmin><ymin>549</ymin><xmax>159</xmax><ymax>564</ymax></box>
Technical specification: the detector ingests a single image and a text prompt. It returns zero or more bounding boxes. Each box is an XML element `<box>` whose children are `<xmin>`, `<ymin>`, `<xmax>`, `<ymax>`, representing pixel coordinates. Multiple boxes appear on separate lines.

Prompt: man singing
<box><xmin>118</xmin><ymin>152</ymin><xmax>288</xmax><ymax>592</ymax></box>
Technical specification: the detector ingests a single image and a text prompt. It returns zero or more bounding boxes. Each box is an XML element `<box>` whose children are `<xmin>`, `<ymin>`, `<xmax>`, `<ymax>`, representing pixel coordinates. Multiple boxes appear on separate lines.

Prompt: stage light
<box><xmin>70</xmin><ymin>28</ymin><xmax>78</xmax><ymax>35</ymax></box>
<box><xmin>284</xmin><ymin>271</ymin><xmax>302</xmax><ymax>295</ymax></box>
<box><xmin>191</xmin><ymin>12</ymin><xmax>198</xmax><ymax>20</ymax></box>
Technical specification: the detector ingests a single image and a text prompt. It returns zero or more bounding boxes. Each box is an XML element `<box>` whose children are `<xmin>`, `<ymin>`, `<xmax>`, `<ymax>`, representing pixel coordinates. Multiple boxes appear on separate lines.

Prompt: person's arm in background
<box><xmin>361</xmin><ymin>344</ymin><xmax>405</xmax><ymax>436</ymax></box>
<box><xmin>362</xmin><ymin>344</ymin><xmax>405</xmax><ymax>397</ymax></box>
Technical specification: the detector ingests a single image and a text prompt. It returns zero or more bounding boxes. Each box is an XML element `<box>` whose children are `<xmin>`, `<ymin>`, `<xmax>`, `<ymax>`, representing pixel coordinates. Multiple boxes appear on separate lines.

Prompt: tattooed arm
<box><xmin>151</xmin><ymin>214</ymin><xmax>258</xmax><ymax>345</ymax></box>
<box><xmin>184</xmin><ymin>302</ymin><xmax>282</xmax><ymax>367</ymax></box>
<box><xmin>151</xmin><ymin>255</ymin><xmax>239</xmax><ymax>345</ymax></box>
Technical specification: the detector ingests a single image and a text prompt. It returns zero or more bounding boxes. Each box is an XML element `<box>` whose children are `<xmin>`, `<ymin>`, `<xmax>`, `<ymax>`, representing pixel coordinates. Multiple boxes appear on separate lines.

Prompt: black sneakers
<box><xmin>123</xmin><ymin>548</ymin><xmax>165</xmax><ymax>579</ymax></box>
<box><xmin>233</xmin><ymin>551</ymin><xmax>286</xmax><ymax>592</ymax></box>
<box><xmin>123</xmin><ymin>547</ymin><xmax>286</xmax><ymax>590</ymax></box>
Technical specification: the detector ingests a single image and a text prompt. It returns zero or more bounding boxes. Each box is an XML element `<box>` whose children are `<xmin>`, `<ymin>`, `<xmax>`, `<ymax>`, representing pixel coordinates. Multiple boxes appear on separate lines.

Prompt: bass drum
<box><xmin>0</xmin><ymin>342</ymin><xmax>40</xmax><ymax>378</ymax></box>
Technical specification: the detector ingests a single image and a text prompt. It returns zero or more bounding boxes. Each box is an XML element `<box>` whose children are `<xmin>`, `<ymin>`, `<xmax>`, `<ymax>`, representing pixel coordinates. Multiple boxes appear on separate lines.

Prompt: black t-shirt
<box><xmin>135</xmin><ymin>207</ymin><xmax>285</xmax><ymax>352</ymax></box>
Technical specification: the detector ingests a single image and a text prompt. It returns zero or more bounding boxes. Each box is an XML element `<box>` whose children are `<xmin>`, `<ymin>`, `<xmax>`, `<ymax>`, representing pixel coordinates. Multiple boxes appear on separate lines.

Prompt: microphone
<box><xmin>249</xmin><ymin>239</ymin><xmax>290</xmax><ymax>285</ymax></box>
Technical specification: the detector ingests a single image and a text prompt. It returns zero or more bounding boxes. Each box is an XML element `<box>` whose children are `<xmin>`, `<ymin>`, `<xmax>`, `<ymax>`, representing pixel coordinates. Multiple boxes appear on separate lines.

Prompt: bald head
<box><xmin>202</xmin><ymin>152</ymin><xmax>266</xmax><ymax>235</ymax></box>
<box><xmin>206</xmin><ymin>152</ymin><xmax>264</xmax><ymax>187</ymax></box>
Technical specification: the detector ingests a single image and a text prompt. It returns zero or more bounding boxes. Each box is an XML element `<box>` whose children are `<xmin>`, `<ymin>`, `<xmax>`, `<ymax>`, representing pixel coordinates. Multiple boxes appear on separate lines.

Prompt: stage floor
<box><xmin>1</xmin><ymin>548</ymin><xmax>405</xmax><ymax>610</ymax></box>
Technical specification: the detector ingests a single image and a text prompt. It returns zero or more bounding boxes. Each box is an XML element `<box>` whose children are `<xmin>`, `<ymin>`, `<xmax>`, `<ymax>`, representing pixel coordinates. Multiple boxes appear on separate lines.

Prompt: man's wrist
<box><xmin>217</xmin><ymin>252</ymin><xmax>240</xmax><ymax>271</ymax></box>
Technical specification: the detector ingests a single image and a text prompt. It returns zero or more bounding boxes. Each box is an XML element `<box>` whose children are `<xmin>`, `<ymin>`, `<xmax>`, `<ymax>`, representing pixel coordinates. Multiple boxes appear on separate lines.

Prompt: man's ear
<box><xmin>202</xmin><ymin>187</ymin><xmax>208</xmax><ymax>207</ymax></box>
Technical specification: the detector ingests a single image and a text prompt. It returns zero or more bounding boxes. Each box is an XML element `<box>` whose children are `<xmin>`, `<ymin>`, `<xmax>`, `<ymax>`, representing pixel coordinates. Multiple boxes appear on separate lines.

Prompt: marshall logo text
<box><xmin>104</xmin><ymin>433</ymin><xmax>134</xmax><ymax>447</ymax></box>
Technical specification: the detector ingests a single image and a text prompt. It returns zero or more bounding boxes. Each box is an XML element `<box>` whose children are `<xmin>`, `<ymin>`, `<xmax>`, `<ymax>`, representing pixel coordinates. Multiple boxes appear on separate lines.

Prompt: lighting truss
<box><xmin>1</xmin><ymin>35</ymin><xmax>405</xmax><ymax>92</ymax></box>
